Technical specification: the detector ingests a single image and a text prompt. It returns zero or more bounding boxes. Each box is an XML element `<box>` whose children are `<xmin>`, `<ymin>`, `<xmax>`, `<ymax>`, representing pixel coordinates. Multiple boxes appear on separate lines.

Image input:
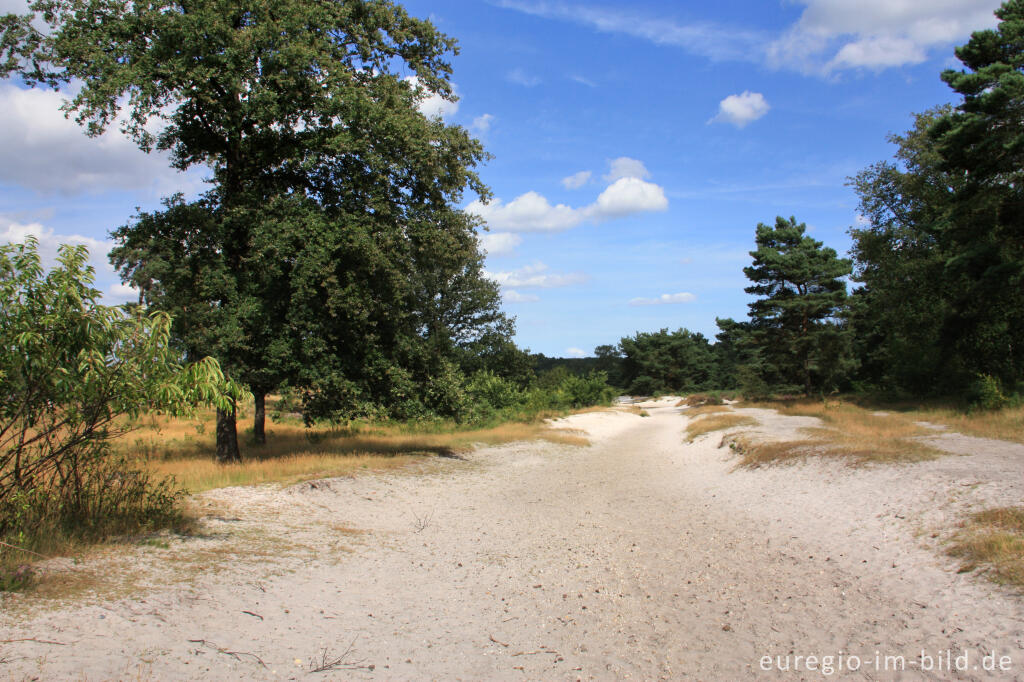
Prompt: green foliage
<box><xmin>0</xmin><ymin>239</ymin><xmax>245</xmax><ymax>581</ymax></box>
<box><xmin>617</xmin><ymin>328</ymin><xmax>718</xmax><ymax>395</ymax></box>
<box><xmin>968</xmin><ymin>374</ymin><xmax>1012</xmax><ymax>411</ymax></box>
<box><xmin>743</xmin><ymin>216</ymin><xmax>853</xmax><ymax>396</ymax></box>
<box><xmin>847</xmin><ymin>2</ymin><xmax>1024</xmax><ymax>397</ymax></box>
<box><xmin>5</xmin><ymin>0</ymin><xmax>509</xmax><ymax>458</ymax></box>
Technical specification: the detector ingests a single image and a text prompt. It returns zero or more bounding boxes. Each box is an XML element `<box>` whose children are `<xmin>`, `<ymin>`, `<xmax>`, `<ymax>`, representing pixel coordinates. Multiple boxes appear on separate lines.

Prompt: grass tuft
<box><xmin>733</xmin><ymin>399</ymin><xmax>947</xmax><ymax>466</ymax></box>
<box><xmin>685</xmin><ymin>413</ymin><xmax>756</xmax><ymax>441</ymax></box>
<box><xmin>949</xmin><ymin>507</ymin><xmax>1024</xmax><ymax>589</ymax></box>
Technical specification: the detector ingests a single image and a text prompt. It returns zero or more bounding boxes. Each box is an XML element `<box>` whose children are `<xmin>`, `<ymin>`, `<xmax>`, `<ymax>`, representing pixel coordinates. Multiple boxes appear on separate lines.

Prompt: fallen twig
<box><xmin>0</xmin><ymin>638</ymin><xmax>67</xmax><ymax>645</ymax></box>
<box><xmin>307</xmin><ymin>635</ymin><xmax>374</xmax><ymax>673</ymax></box>
<box><xmin>410</xmin><ymin>509</ymin><xmax>433</xmax><ymax>533</ymax></box>
<box><xmin>489</xmin><ymin>634</ymin><xmax>510</xmax><ymax>648</ymax></box>
<box><xmin>0</xmin><ymin>541</ymin><xmax>51</xmax><ymax>559</ymax></box>
<box><xmin>241</xmin><ymin>610</ymin><xmax>264</xmax><ymax>621</ymax></box>
<box><xmin>188</xmin><ymin>639</ymin><xmax>266</xmax><ymax>667</ymax></box>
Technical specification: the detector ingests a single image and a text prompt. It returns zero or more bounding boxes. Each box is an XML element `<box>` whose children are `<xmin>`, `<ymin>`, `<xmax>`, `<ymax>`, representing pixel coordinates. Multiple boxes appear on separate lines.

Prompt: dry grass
<box><xmin>949</xmin><ymin>507</ymin><xmax>1024</xmax><ymax>590</ymax></box>
<box><xmin>753</xmin><ymin>397</ymin><xmax>1024</xmax><ymax>446</ymax></box>
<box><xmin>676</xmin><ymin>393</ymin><xmax>725</xmax><ymax>408</ymax></box>
<box><xmin>903</xmin><ymin>405</ymin><xmax>1024</xmax><ymax>445</ymax></box>
<box><xmin>685</xmin><ymin>413</ymin><xmax>756</xmax><ymax>441</ymax></box>
<box><xmin>115</xmin><ymin>408</ymin><xmax>589</xmax><ymax>493</ymax></box>
<box><xmin>730</xmin><ymin>399</ymin><xmax>946</xmax><ymax>466</ymax></box>
<box><xmin>683</xmin><ymin>404</ymin><xmax>730</xmax><ymax>417</ymax></box>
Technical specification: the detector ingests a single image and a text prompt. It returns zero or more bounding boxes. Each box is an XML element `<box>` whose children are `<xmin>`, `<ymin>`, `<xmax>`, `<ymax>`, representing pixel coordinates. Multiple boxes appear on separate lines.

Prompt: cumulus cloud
<box><xmin>479</xmin><ymin>231</ymin><xmax>522</xmax><ymax>256</ymax></box>
<box><xmin>486</xmin><ymin>262</ymin><xmax>587</xmax><ymax>289</ymax></box>
<box><xmin>711</xmin><ymin>91</ymin><xmax>770</xmax><ymax>128</ymax></box>
<box><xmin>503</xmin><ymin>289</ymin><xmax>540</xmax><ymax>303</ymax></box>
<box><xmin>1</xmin><ymin>216</ymin><xmax>113</xmax><ymax>275</ymax></box>
<box><xmin>468</xmin><ymin>192</ymin><xmax>582</xmax><ymax>232</ymax></box>
<box><xmin>507</xmin><ymin>67</ymin><xmax>541</xmax><ymax>87</ymax></box>
<box><xmin>468</xmin><ymin>158</ymin><xmax>667</xmax><ymax>233</ymax></box>
<box><xmin>565</xmin><ymin>347</ymin><xmax>587</xmax><ymax>358</ymax></box>
<box><xmin>471</xmin><ymin>113</ymin><xmax>495</xmax><ymax>134</ymax></box>
<box><xmin>628</xmin><ymin>292</ymin><xmax>697</xmax><ymax>306</ymax></box>
<box><xmin>768</xmin><ymin>0</ymin><xmax>1001</xmax><ymax>73</ymax></box>
<box><xmin>405</xmin><ymin>75</ymin><xmax>459</xmax><ymax>118</ymax></box>
<box><xmin>603</xmin><ymin>157</ymin><xmax>650</xmax><ymax>183</ymax></box>
<box><xmin>589</xmin><ymin>177</ymin><xmax>668</xmax><ymax>219</ymax></box>
<box><xmin>561</xmin><ymin>170</ymin><xmax>591</xmax><ymax>190</ymax></box>
<box><xmin>0</xmin><ymin>84</ymin><xmax>201</xmax><ymax>195</ymax></box>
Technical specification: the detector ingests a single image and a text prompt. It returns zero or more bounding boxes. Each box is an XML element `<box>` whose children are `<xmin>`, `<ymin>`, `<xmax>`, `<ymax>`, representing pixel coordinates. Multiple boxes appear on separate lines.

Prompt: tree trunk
<box><xmin>253</xmin><ymin>392</ymin><xmax>266</xmax><ymax>445</ymax></box>
<box><xmin>216</xmin><ymin>404</ymin><xmax>241</xmax><ymax>463</ymax></box>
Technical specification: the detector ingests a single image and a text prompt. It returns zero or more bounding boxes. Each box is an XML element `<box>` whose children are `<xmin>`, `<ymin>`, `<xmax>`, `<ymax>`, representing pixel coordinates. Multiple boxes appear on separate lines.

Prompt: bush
<box><xmin>968</xmin><ymin>373</ymin><xmax>1011</xmax><ymax>410</ymax></box>
<box><xmin>465</xmin><ymin>370</ymin><xmax>524</xmax><ymax>421</ymax></box>
<box><xmin>0</xmin><ymin>239</ymin><xmax>243</xmax><ymax>583</ymax></box>
<box><xmin>561</xmin><ymin>371</ymin><xmax>616</xmax><ymax>408</ymax></box>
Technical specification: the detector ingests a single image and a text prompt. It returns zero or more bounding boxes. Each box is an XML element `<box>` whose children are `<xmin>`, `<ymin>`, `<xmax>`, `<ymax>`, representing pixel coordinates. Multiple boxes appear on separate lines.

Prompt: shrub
<box><xmin>561</xmin><ymin>371</ymin><xmax>616</xmax><ymax>408</ymax></box>
<box><xmin>968</xmin><ymin>373</ymin><xmax>1010</xmax><ymax>410</ymax></box>
<box><xmin>0</xmin><ymin>239</ymin><xmax>244</xmax><ymax>581</ymax></box>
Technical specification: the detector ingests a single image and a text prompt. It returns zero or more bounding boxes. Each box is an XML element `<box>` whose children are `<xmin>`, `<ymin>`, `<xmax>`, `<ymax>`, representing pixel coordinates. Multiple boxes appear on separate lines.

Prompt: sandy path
<box><xmin>1</xmin><ymin>403</ymin><xmax>1023</xmax><ymax>680</ymax></box>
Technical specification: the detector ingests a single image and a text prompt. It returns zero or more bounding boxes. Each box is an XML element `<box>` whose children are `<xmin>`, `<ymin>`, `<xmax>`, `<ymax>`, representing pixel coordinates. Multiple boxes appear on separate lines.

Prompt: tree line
<box><xmin>591</xmin><ymin>1</ymin><xmax>1024</xmax><ymax>406</ymax></box>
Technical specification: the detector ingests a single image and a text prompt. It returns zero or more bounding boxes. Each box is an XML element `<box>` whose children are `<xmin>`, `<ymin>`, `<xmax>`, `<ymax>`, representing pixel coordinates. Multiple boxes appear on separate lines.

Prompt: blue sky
<box><xmin>0</xmin><ymin>0</ymin><xmax>1004</xmax><ymax>357</ymax></box>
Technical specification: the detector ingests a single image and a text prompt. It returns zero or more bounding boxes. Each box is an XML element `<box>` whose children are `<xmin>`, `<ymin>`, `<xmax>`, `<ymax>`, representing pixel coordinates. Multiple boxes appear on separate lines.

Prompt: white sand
<box><xmin>1</xmin><ymin>404</ymin><xmax>1022</xmax><ymax>680</ymax></box>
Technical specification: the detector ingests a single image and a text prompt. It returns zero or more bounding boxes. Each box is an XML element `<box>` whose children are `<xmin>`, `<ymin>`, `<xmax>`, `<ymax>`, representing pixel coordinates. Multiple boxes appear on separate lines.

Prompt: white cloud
<box><xmin>711</xmin><ymin>91</ymin><xmax>770</xmax><ymax>128</ymax></box>
<box><xmin>0</xmin><ymin>84</ymin><xmax>200</xmax><ymax>195</ymax></box>
<box><xmin>768</xmin><ymin>0</ymin><xmax>1002</xmax><ymax>73</ymax></box>
<box><xmin>570</xmin><ymin>74</ymin><xmax>597</xmax><ymax>87</ymax></box>
<box><xmin>467</xmin><ymin>192</ymin><xmax>583</xmax><ymax>232</ymax></box>
<box><xmin>106</xmin><ymin>282</ymin><xmax>140</xmax><ymax>301</ymax></box>
<box><xmin>499</xmin><ymin>0</ymin><xmax>1000</xmax><ymax>75</ymax></box>
<box><xmin>503</xmin><ymin>289</ymin><xmax>540</xmax><ymax>303</ymax></box>
<box><xmin>471</xmin><ymin>113</ymin><xmax>495</xmax><ymax>134</ymax></box>
<box><xmin>486</xmin><ymin>262</ymin><xmax>587</xmax><ymax>289</ymax></box>
<box><xmin>497</xmin><ymin>0</ymin><xmax>767</xmax><ymax>63</ymax></box>
<box><xmin>1</xmin><ymin>216</ymin><xmax>113</xmax><ymax>276</ymax></box>
<box><xmin>468</xmin><ymin>159</ymin><xmax>667</xmax><ymax>233</ymax></box>
<box><xmin>479</xmin><ymin>231</ymin><xmax>522</xmax><ymax>256</ymax></box>
<box><xmin>507</xmin><ymin>67</ymin><xmax>541</xmax><ymax>87</ymax></box>
<box><xmin>565</xmin><ymin>347</ymin><xmax>587</xmax><ymax>358</ymax></box>
<box><xmin>405</xmin><ymin>75</ymin><xmax>459</xmax><ymax>118</ymax></box>
<box><xmin>603</xmin><ymin>157</ymin><xmax>650</xmax><ymax>183</ymax></box>
<box><xmin>628</xmin><ymin>292</ymin><xmax>697</xmax><ymax>306</ymax></box>
<box><xmin>588</xmin><ymin>177</ymin><xmax>668</xmax><ymax>219</ymax></box>
<box><xmin>561</xmin><ymin>170</ymin><xmax>592</xmax><ymax>189</ymax></box>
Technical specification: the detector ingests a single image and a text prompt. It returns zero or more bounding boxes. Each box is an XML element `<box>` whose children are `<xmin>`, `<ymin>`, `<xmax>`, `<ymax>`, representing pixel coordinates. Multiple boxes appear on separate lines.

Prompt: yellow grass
<box><xmin>755</xmin><ymin>397</ymin><xmax>1024</xmax><ymax>446</ymax></box>
<box><xmin>683</xmin><ymin>404</ymin><xmax>730</xmax><ymax>417</ymax></box>
<box><xmin>115</xmin><ymin>407</ymin><xmax>589</xmax><ymax>493</ymax></box>
<box><xmin>732</xmin><ymin>399</ymin><xmax>945</xmax><ymax>466</ymax></box>
<box><xmin>903</xmin><ymin>405</ymin><xmax>1024</xmax><ymax>445</ymax></box>
<box><xmin>949</xmin><ymin>507</ymin><xmax>1024</xmax><ymax>590</ymax></box>
<box><xmin>676</xmin><ymin>393</ymin><xmax>725</xmax><ymax>408</ymax></box>
<box><xmin>685</xmin><ymin>413</ymin><xmax>756</xmax><ymax>441</ymax></box>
